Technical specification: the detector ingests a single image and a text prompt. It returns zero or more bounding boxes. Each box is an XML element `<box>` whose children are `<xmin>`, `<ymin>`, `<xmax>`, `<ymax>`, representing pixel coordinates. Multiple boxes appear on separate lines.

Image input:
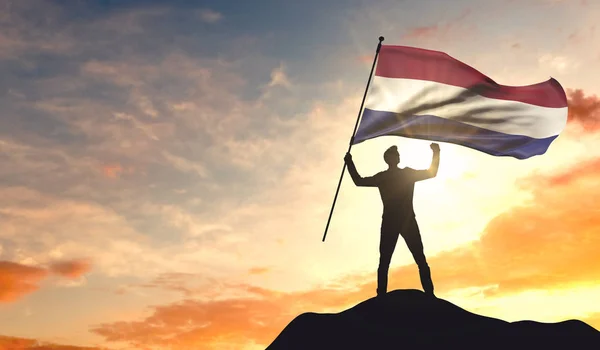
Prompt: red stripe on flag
<box><xmin>375</xmin><ymin>45</ymin><xmax>567</xmax><ymax>108</ymax></box>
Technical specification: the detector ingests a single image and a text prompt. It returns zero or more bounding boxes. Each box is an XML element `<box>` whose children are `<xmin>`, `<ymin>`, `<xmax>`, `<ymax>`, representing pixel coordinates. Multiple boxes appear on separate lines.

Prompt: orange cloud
<box><xmin>356</xmin><ymin>55</ymin><xmax>372</xmax><ymax>64</ymax></box>
<box><xmin>566</xmin><ymin>89</ymin><xmax>600</xmax><ymax>132</ymax></box>
<box><xmin>50</xmin><ymin>259</ymin><xmax>92</xmax><ymax>279</ymax></box>
<box><xmin>91</xmin><ymin>283</ymin><xmax>374</xmax><ymax>349</ymax></box>
<box><xmin>248</xmin><ymin>267</ymin><xmax>270</xmax><ymax>275</ymax></box>
<box><xmin>102</xmin><ymin>164</ymin><xmax>122</xmax><ymax>178</ymax></box>
<box><xmin>0</xmin><ymin>335</ymin><xmax>104</xmax><ymax>350</ymax></box>
<box><xmin>539</xmin><ymin>157</ymin><xmax>600</xmax><ymax>187</ymax></box>
<box><xmin>0</xmin><ymin>262</ymin><xmax>48</xmax><ymax>303</ymax></box>
<box><xmin>0</xmin><ymin>259</ymin><xmax>92</xmax><ymax>303</ymax></box>
<box><xmin>101</xmin><ymin>164</ymin><xmax>134</xmax><ymax>179</ymax></box>
<box><xmin>136</xmin><ymin>272</ymin><xmax>205</xmax><ymax>297</ymax></box>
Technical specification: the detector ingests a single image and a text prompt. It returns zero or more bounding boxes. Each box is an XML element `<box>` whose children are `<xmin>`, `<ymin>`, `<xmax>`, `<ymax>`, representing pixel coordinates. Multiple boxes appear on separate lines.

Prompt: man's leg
<box><xmin>401</xmin><ymin>216</ymin><xmax>434</xmax><ymax>296</ymax></box>
<box><xmin>377</xmin><ymin>220</ymin><xmax>400</xmax><ymax>296</ymax></box>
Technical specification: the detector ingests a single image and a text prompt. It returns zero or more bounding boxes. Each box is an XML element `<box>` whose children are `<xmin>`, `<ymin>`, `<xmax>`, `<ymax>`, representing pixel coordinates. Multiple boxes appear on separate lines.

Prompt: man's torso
<box><xmin>374</xmin><ymin>168</ymin><xmax>418</xmax><ymax>221</ymax></box>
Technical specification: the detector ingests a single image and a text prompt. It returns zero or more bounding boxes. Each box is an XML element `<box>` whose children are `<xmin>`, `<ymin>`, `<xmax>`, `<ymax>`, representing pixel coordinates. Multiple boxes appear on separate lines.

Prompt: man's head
<box><xmin>383</xmin><ymin>145</ymin><xmax>400</xmax><ymax>166</ymax></box>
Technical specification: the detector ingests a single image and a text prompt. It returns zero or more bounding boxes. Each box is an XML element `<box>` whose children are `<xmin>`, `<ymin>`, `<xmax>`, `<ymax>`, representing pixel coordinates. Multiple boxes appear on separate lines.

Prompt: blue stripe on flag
<box><xmin>353</xmin><ymin>108</ymin><xmax>559</xmax><ymax>159</ymax></box>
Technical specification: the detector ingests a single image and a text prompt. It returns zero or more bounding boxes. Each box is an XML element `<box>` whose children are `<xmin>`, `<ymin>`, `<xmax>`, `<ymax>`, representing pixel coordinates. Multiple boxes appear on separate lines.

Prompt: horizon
<box><xmin>1</xmin><ymin>0</ymin><xmax>600</xmax><ymax>349</ymax></box>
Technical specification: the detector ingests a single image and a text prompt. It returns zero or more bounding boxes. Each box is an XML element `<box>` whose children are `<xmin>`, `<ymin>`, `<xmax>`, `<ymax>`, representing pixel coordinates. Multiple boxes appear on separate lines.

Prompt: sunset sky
<box><xmin>1</xmin><ymin>0</ymin><xmax>600</xmax><ymax>349</ymax></box>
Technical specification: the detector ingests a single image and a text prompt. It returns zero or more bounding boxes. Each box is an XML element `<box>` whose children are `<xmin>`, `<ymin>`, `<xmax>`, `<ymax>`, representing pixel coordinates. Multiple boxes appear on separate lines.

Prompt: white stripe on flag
<box><xmin>364</xmin><ymin>76</ymin><xmax>568</xmax><ymax>139</ymax></box>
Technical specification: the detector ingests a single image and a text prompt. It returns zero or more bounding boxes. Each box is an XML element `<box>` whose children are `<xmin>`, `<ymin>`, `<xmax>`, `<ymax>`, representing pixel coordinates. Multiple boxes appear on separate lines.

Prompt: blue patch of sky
<box><xmin>45</xmin><ymin>1</ymin><xmax>369</xmax><ymax>94</ymax></box>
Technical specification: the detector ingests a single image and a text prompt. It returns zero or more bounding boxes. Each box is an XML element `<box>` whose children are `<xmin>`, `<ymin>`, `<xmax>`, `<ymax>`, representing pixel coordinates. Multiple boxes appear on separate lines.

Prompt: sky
<box><xmin>0</xmin><ymin>0</ymin><xmax>599</xmax><ymax>348</ymax></box>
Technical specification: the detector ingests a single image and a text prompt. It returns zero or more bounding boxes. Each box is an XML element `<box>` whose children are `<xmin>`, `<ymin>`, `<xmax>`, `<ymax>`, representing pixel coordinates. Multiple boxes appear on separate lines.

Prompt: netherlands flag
<box><xmin>353</xmin><ymin>45</ymin><xmax>569</xmax><ymax>159</ymax></box>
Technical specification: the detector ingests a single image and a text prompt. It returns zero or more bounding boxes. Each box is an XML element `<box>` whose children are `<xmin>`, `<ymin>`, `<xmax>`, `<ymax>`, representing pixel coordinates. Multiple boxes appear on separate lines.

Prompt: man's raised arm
<box><xmin>344</xmin><ymin>153</ymin><xmax>379</xmax><ymax>187</ymax></box>
<box><xmin>413</xmin><ymin>143</ymin><xmax>441</xmax><ymax>181</ymax></box>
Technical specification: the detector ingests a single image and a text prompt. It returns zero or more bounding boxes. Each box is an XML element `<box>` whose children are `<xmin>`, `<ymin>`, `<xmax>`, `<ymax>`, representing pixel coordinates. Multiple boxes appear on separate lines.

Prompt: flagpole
<box><xmin>322</xmin><ymin>36</ymin><xmax>384</xmax><ymax>242</ymax></box>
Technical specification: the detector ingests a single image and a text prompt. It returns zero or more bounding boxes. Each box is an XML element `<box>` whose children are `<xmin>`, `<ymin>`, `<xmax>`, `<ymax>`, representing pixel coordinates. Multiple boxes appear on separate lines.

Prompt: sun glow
<box><xmin>350</xmin><ymin>136</ymin><xmax>472</xmax><ymax>179</ymax></box>
<box><xmin>397</xmin><ymin>139</ymin><xmax>471</xmax><ymax>180</ymax></box>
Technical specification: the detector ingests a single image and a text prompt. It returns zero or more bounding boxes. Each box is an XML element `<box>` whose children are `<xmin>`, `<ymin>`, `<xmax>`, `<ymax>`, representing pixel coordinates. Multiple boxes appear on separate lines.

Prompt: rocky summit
<box><xmin>266</xmin><ymin>289</ymin><xmax>600</xmax><ymax>350</ymax></box>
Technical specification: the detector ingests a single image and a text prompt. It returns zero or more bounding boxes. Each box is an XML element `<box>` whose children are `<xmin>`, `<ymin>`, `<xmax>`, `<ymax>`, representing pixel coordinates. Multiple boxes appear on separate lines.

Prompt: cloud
<box><xmin>0</xmin><ymin>42</ymin><xmax>278</xmax><ymax>280</ymax></box>
<box><xmin>0</xmin><ymin>5</ymin><xmax>315</xmax><ymax>306</ymax></box>
<box><xmin>112</xmin><ymin>112</ymin><xmax>160</xmax><ymax>141</ymax></box>
<box><xmin>538</xmin><ymin>54</ymin><xmax>580</xmax><ymax>73</ymax></box>
<box><xmin>535</xmin><ymin>0</ymin><xmax>571</xmax><ymax>3</ymax></box>
<box><xmin>0</xmin><ymin>259</ymin><xmax>91</xmax><ymax>303</ymax></box>
<box><xmin>49</xmin><ymin>259</ymin><xmax>92</xmax><ymax>279</ymax></box>
<box><xmin>566</xmin><ymin>89</ymin><xmax>600</xmax><ymax>132</ymax></box>
<box><xmin>101</xmin><ymin>164</ymin><xmax>132</xmax><ymax>179</ymax></box>
<box><xmin>0</xmin><ymin>334</ymin><xmax>104</xmax><ymax>350</ymax></box>
<box><xmin>77</xmin><ymin>52</ymin><xmax>257</xmax><ymax>158</ymax></box>
<box><xmin>90</xmin><ymin>6</ymin><xmax>170</xmax><ymax>35</ymax></box>
<box><xmin>0</xmin><ymin>186</ymin><xmax>173</xmax><ymax>279</ymax></box>
<box><xmin>0</xmin><ymin>261</ymin><xmax>48</xmax><ymax>303</ymax></box>
<box><xmin>198</xmin><ymin>9</ymin><xmax>223</xmax><ymax>23</ymax></box>
<box><xmin>0</xmin><ymin>1</ymin><xmax>74</xmax><ymax>60</ymax></box>
<box><xmin>532</xmin><ymin>157</ymin><xmax>600</xmax><ymax>187</ymax></box>
<box><xmin>401</xmin><ymin>10</ymin><xmax>472</xmax><ymax>41</ymax></box>
<box><xmin>161</xmin><ymin>151</ymin><xmax>209</xmax><ymax>178</ymax></box>
<box><xmin>403</xmin><ymin>25</ymin><xmax>441</xmax><ymax>40</ymax></box>
<box><xmin>248</xmin><ymin>267</ymin><xmax>270</xmax><ymax>275</ymax></box>
<box><xmin>356</xmin><ymin>55</ymin><xmax>372</xmax><ymax>64</ymax></box>
<box><xmin>266</xmin><ymin>63</ymin><xmax>291</xmax><ymax>89</ymax></box>
<box><xmin>90</xmin><ymin>283</ymin><xmax>373</xmax><ymax>349</ymax></box>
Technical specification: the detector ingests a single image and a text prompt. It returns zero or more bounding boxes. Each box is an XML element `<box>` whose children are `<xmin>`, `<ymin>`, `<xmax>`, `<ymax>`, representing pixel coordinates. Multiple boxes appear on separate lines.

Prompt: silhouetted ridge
<box><xmin>266</xmin><ymin>289</ymin><xmax>600</xmax><ymax>350</ymax></box>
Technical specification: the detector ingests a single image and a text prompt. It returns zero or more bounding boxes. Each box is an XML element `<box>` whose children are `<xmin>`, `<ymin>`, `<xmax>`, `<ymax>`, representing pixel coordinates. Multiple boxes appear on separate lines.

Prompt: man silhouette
<box><xmin>344</xmin><ymin>143</ymin><xmax>440</xmax><ymax>297</ymax></box>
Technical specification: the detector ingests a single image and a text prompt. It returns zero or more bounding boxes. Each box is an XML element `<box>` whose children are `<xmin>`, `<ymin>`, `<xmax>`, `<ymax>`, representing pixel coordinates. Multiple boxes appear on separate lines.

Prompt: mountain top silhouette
<box><xmin>266</xmin><ymin>289</ymin><xmax>599</xmax><ymax>350</ymax></box>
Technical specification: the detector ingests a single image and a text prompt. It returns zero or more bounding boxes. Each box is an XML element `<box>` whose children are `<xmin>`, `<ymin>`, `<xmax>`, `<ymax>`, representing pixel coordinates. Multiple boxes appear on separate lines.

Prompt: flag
<box><xmin>352</xmin><ymin>45</ymin><xmax>568</xmax><ymax>159</ymax></box>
